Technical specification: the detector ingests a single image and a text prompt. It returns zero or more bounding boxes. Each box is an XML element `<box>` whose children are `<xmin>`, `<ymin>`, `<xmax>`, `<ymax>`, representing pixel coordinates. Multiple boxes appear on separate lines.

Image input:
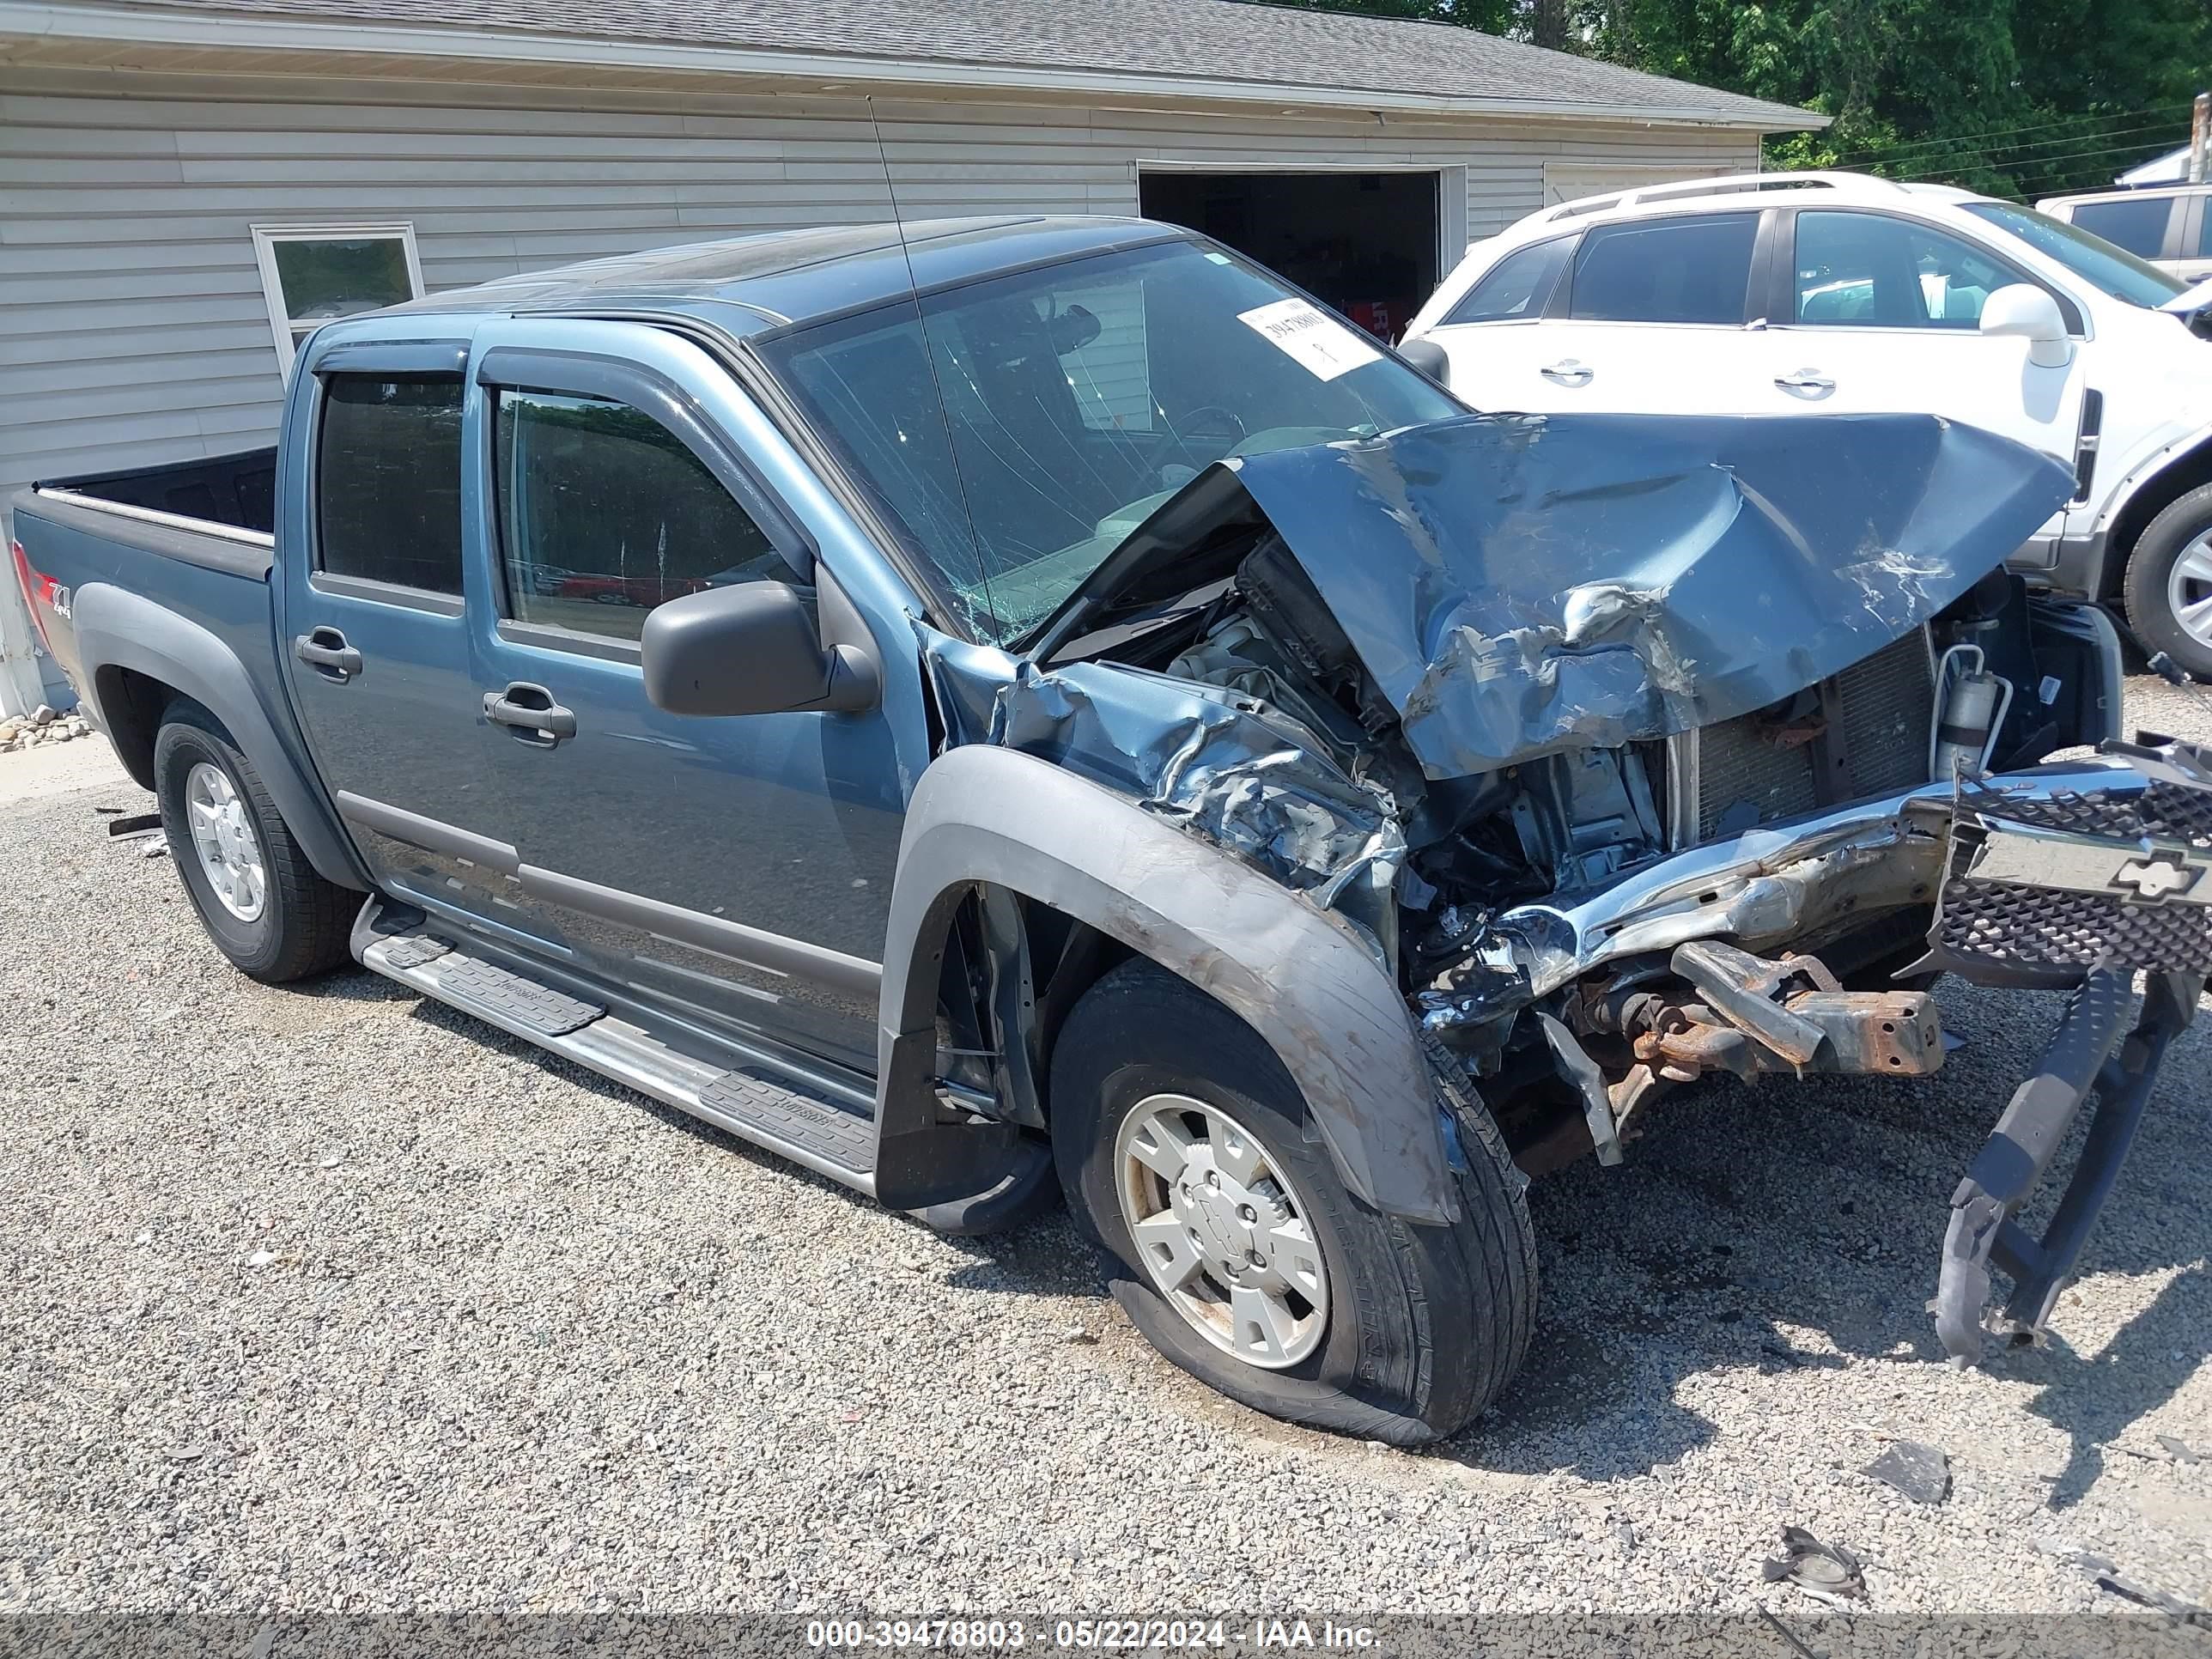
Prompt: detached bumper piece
<box><xmin>1926</xmin><ymin>741</ymin><xmax>2211</xmax><ymax>1361</ymax></box>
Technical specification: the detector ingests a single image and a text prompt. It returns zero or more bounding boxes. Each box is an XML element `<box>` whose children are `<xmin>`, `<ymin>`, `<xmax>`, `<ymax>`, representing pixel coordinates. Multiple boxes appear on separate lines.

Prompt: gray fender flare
<box><xmin>877</xmin><ymin>745</ymin><xmax>1456</xmax><ymax>1224</ymax></box>
<box><xmin>72</xmin><ymin>582</ymin><xmax>368</xmax><ymax>891</ymax></box>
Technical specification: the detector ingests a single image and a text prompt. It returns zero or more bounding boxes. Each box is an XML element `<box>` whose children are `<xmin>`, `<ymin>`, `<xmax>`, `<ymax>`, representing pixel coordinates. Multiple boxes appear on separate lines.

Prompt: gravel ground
<box><xmin>0</xmin><ymin>680</ymin><xmax>2206</xmax><ymax>1630</ymax></box>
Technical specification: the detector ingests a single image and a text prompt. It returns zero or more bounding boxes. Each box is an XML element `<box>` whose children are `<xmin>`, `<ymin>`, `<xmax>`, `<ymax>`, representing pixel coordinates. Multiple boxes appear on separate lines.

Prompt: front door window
<box><xmin>493</xmin><ymin>389</ymin><xmax>797</xmax><ymax>641</ymax></box>
<box><xmin>1791</xmin><ymin>211</ymin><xmax>2025</xmax><ymax>329</ymax></box>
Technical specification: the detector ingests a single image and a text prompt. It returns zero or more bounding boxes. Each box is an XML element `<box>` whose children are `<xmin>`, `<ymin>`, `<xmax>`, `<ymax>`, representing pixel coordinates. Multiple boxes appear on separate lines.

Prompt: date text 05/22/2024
<box><xmin>805</xmin><ymin>1620</ymin><xmax>1381</xmax><ymax>1650</ymax></box>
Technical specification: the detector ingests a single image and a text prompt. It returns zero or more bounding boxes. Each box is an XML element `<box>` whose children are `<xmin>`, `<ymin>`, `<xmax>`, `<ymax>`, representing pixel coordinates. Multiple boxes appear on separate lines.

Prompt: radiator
<box><xmin>1685</xmin><ymin>631</ymin><xmax>1936</xmax><ymax>844</ymax></box>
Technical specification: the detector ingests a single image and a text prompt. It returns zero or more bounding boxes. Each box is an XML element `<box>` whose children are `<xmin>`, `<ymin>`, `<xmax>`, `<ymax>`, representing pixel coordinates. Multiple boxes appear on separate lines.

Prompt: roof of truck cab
<box><xmin>386</xmin><ymin>214</ymin><xmax>1185</xmax><ymax>337</ymax></box>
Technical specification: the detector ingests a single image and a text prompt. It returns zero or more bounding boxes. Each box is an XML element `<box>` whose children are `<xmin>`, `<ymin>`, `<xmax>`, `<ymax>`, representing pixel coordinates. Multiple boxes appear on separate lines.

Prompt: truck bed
<box><xmin>10</xmin><ymin>452</ymin><xmax>291</xmax><ymax>796</ymax></box>
<box><xmin>39</xmin><ymin>446</ymin><xmax>277</xmax><ymax>538</ymax></box>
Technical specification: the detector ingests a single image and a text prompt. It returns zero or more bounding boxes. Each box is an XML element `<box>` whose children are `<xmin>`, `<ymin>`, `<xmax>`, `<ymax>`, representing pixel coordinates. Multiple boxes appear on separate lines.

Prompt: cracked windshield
<box><xmin>765</xmin><ymin>238</ymin><xmax>1458</xmax><ymax>641</ymax></box>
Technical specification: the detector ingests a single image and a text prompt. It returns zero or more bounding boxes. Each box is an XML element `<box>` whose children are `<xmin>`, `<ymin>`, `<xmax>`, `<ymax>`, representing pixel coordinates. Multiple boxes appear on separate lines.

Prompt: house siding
<box><xmin>0</xmin><ymin>64</ymin><xmax>1757</xmax><ymax>711</ymax></box>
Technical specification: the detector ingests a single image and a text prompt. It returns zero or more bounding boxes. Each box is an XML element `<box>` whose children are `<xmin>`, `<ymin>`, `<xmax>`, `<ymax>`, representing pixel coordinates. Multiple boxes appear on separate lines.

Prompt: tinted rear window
<box><xmin>2065</xmin><ymin>197</ymin><xmax>2174</xmax><ymax>258</ymax></box>
<box><xmin>1569</xmin><ymin>213</ymin><xmax>1758</xmax><ymax>325</ymax></box>
<box><xmin>314</xmin><ymin>375</ymin><xmax>465</xmax><ymax>592</ymax></box>
<box><xmin>1443</xmin><ymin>237</ymin><xmax>1574</xmax><ymax>325</ymax></box>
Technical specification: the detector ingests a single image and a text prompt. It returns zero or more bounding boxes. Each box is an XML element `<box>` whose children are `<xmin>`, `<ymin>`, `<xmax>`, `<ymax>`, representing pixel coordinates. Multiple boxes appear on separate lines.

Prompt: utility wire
<box><xmin>1865</xmin><ymin>132</ymin><xmax>2178</xmax><ymax>179</ymax></box>
<box><xmin>1819</xmin><ymin>100</ymin><xmax>2195</xmax><ymax>166</ymax></box>
<box><xmin>1893</xmin><ymin>139</ymin><xmax>2191</xmax><ymax>182</ymax></box>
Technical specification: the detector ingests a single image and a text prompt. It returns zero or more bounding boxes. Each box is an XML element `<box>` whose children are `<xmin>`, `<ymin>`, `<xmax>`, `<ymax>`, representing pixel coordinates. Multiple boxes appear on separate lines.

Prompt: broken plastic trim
<box><xmin>1934</xmin><ymin>968</ymin><xmax>2198</xmax><ymax>1359</ymax></box>
<box><xmin>926</xmin><ymin>640</ymin><xmax>1406</xmax><ymax>958</ymax></box>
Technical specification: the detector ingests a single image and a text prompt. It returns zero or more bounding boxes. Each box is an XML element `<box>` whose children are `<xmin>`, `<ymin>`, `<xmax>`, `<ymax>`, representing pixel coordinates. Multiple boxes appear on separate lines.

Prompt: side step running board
<box><xmin>359</xmin><ymin>929</ymin><xmax>880</xmax><ymax>1196</ymax></box>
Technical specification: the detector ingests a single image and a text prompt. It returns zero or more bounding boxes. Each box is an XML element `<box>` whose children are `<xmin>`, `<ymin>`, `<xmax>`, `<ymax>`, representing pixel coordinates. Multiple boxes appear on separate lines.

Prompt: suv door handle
<box><xmin>293</xmin><ymin>626</ymin><xmax>362</xmax><ymax>682</ymax></box>
<box><xmin>1539</xmin><ymin>360</ymin><xmax>1595</xmax><ymax>386</ymax></box>
<box><xmin>1775</xmin><ymin>370</ymin><xmax>1837</xmax><ymax>394</ymax></box>
<box><xmin>483</xmin><ymin>682</ymin><xmax>577</xmax><ymax>746</ymax></box>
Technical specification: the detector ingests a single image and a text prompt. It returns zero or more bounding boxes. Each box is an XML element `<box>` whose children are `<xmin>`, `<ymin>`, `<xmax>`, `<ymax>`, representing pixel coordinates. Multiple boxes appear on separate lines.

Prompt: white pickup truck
<box><xmin>1403</xmin><ymin>171</ymin><xmax>2212</xmax><ymax>676</ymax></box>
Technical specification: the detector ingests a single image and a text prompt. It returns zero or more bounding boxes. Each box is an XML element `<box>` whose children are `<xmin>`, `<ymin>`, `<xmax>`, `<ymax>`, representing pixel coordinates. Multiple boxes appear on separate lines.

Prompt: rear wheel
<box><xmin>2123</xmin><ymin>484</ymin><xmax>2212</xmax><ymax>678</ymax></box>
<box><xmin>153</xmin><ymin>702</ymin><xmax>354</xmax><ymax>982</ymax></box>
<box><xmin>1050</xmin><ymin>959</ymin><xmax>1536</xmax><ymax>1444</ymax></box>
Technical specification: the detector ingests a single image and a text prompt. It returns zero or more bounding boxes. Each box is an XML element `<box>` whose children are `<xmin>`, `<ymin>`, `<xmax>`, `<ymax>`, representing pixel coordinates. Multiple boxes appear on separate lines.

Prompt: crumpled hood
<box><xmin>1052</xmin><ymin>411</ymin><xmax>2077</xmax><ymax>778</ymax></box>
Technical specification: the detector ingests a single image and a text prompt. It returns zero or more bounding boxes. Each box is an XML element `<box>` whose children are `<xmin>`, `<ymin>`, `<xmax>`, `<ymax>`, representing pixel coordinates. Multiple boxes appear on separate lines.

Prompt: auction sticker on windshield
<box><xmin>1237</xmin><ymin>298</ymin><xmax>1381</xmax><ymax>380</ymax></box>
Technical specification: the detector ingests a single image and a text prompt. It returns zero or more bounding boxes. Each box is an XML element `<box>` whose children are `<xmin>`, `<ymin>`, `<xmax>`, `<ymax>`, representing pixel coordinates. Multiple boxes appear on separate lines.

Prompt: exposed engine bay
<box><xmin>1075</xmin><ymin>527</ymin><xmax>2122</xmax><ymax>1168</ymax></box>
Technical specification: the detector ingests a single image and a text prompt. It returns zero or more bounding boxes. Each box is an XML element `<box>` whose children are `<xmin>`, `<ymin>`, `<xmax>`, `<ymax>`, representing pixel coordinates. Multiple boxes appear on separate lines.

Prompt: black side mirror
<box><xmin>641</xmin><ymin>580</ymin><xmax>879</xmax><ymax>717</ymax></box>
<box><xmin>1396</xmin><ymin>337</ymin><xmax>1450</xmax><ymax>387</ymax></box>
<box><xmin>1048</xmin><ymin>303</ymin><xmax>1103</xmax><ymax>356</ymax></box>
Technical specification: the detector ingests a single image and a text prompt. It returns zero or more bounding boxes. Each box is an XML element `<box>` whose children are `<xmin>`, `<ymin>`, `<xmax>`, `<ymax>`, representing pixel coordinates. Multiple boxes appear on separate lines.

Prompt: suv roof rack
<box><xmin>1535</xmin><ymin>169</ymin><xmax>1911</xmax><ymax>225</ymax></box>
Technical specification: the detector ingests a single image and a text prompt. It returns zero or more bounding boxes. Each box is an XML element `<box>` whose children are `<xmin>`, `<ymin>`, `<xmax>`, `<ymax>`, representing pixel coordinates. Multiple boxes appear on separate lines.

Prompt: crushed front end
<box><xmin>1415</xmin><ymin>739</ymin><xmax>2209</xmax><ymax>1358</ymax></box>
<box><xmin>982</xmin><ymin>407</ymin><xmax>2204</xmax><ymax>1363</ymax></box>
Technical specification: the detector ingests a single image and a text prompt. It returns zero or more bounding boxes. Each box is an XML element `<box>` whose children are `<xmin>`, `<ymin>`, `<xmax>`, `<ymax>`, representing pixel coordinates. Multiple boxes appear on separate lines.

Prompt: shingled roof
<box><xmin>68</xmin><ymin>0</ymin><xmax>1820</xmax><ymax>127</ymax></box>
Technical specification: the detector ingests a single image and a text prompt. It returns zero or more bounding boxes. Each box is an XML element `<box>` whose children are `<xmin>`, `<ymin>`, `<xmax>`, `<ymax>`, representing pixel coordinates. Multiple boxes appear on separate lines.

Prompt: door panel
<box><xmin>457</xmin><ymin>323</ymin><xmax>915</xmax><ymax>1073</ymax></box>
<box><xmin>1756</xmin><ymin>210</ymin><xmax>2087</xmax><ymax>544</ymax></box>
<box><xmin>1430</xmin><ymin>211</ymin><xmax>1771</xmax><ymax>416</ymax></box>
<box><xmin>2177</xmin><ymin>197</ymin><xmax>2212</xmax><ymax>283</ymax></box>
<box><xmin>276</xmin><ymin>352</ymin><xmax>505</xmax><ymax>927</ymax></box>
<box><xmin>1429</xmin><ymin>319</ymin><xmax>1600</xmax><ymax>413</ymax></box>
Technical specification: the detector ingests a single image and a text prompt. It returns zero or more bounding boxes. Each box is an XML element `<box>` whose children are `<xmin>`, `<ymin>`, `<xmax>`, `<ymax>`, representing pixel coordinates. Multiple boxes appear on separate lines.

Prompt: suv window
<box><xmin>493</xmin><ymin>388</ymin><xmax>793</xmax><ymax>644</ymax></box>
<box><xmin>1443</xmin><ymin>238</ymin><xmax>1573</xmax><ymax>325</ymax></box>
<box><xmin>1567</xmin><ymin>213</ymin><xmax>1756</xmax><ymax>325</ymax></box>
<box><xmin>2066</xmin><ymin>196</ymin><xmax>2174</xmax><ymax>258</ymax></box>
<box><xmin>1792</xmin><ymin>211</ymin><xmax>2019</xmax><ymax>327</ymax></box>
<box><xmin>314</xmin><ymin>375</ymin><xmax>464</xmax><ymax>592</ymax></box>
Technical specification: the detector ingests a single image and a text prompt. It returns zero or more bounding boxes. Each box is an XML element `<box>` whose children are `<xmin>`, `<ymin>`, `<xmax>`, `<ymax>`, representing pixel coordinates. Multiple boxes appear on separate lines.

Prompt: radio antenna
<box><xmin>865</xmin><ymin>95</ymin><xmax>994</xmax><ymax>631</ymax></box>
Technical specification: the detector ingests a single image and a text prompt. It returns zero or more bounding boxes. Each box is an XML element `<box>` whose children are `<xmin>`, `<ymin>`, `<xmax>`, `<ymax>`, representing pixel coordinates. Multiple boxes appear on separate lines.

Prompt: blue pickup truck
<box><xmin>13</xmin><ymin>216</ymin><xmax>2209</xmax><ymax>1443</ymax></box>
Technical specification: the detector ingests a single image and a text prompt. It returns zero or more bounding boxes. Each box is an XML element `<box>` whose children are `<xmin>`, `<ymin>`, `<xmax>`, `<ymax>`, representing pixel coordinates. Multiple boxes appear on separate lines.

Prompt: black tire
<box><xmin>153</xmin><ymin>701</ymin><xmax>354</xmax><ymax>983</ymax></box>
<box><xmin>2123</xmin><ymin>483</ymin><xmax>2212</xmax><ymax>678</ymax></box>
<box><xmin>1049</xmin><ymin>960</ymin><xmax>1536</xmax><ymax>1445</ymax></box>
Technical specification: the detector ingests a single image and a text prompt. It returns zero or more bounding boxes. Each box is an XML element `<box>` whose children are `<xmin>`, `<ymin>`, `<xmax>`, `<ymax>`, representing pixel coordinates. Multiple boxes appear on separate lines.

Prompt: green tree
<box><xmin>1292</xmin><ymin>0</ymin><xmax>2211</xmax><ymax>198</ymax></box>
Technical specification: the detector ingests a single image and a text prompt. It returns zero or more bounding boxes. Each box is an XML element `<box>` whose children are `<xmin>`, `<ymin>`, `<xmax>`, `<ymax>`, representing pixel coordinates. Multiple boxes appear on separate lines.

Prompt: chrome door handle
<box><xmin>1775</xmin><ymin>371</ymin><xmax>1836</xmax><ymax>393</ymax></box>
<box><xmin>293</xmin><ymin>626</ymin><xmax>362</xmax><ymax>682</ymax></box>
<box><xmin>483</xmin><ymin>682</ymin><xmax>577</xmax><ymax>746</ymax></box>
<box><xmin>1539</xmin><ymin>360</ymin><xmax>1595</xmax><ymax>386</ymax></box>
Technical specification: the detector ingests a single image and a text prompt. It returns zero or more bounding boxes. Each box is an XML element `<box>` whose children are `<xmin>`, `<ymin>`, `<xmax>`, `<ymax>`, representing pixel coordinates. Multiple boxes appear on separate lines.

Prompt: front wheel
<box><xmin>1049</xmin><ymin>960</ymin><xmax>1536</xmax><ymax>1444</ymax></box>
<box><xmin>2123</xmin><ymin>483</ymin><xmax>2212</xmax><ymax>678</ymax></box>
<box><xmin>154</xmin><ymin>702</ymin><xmax>355</xmax><ymax>982</ymax></box>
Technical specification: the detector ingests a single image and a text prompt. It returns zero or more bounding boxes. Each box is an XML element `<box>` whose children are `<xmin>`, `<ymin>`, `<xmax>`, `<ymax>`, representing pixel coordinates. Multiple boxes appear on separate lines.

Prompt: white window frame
<box><xmin>250</xmin><ymin>222</ymin><xmax>426</xmax><ymax>375</ymax></box>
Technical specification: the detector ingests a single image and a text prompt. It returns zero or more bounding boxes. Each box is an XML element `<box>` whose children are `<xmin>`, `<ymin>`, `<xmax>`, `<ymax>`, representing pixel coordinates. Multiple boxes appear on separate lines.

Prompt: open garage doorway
<box><xmin>1138</xmin><ymin>169</ymin><xmax>1444</xmax><ymax>342</ymax></box>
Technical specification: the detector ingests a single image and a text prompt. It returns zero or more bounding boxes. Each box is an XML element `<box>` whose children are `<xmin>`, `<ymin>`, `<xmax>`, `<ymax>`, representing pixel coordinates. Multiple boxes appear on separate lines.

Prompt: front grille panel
<box><xmin>1686</xmin><ymin>630</ymin><xmax>1937</xmax><ymax>844</ymax></box>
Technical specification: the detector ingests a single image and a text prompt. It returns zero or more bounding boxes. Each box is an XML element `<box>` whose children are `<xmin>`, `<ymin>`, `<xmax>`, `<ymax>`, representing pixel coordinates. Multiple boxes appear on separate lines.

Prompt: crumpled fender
<box><xmin>877</xmin><ymin>744</ymin><xmax>1456</xmax><ymax>1224</ymax></box>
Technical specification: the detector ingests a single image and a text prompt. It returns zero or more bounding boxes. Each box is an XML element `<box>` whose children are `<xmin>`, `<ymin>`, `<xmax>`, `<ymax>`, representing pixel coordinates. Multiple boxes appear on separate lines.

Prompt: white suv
<box><xmin>1401</xmin><ymin>172</ymin><xmax>2212</xmax><ymax>674</ymax></box>
<box><xmin>2037</xmin><ymin>185</ymin><xmax>2212</xmax><ymax>283</ymax></box>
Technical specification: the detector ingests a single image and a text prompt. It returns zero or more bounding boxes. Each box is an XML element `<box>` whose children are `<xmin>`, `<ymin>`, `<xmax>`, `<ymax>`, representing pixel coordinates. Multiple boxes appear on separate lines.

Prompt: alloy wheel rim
<box><xmin>2166</xmin><ymin>531</ymin><xmax>2212</xmax><ymax>651</ymax></box>
<box><xmin>184</xmin><ymin>762</ymin><xmax>266</xmax><ymax>922</ymax></box>
<box><xmin>1114</xmin><ymin>1093</ymin><xmax>1329</xmax><ymax>1370</ymax></box>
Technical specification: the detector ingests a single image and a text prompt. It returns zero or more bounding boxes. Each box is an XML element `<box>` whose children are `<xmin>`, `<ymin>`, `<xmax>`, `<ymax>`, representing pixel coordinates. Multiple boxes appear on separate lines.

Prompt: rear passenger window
<box><xmin>314</xmin><ymin>376</ymin><xmax>464</xmax><ymax>592</ymax></box>
<box><xmin>1568</xmin><ymin>213</ymin><xmax>1757</xmax><ymax>325</ymax></box>
<box><xmin>1443</xmin><ymin>237</ymin><xmax>1574</xmax><ymax>325</ymax></box>
<box><xmin>493</xmin><ymin>388</ymin><xmax>792</xmax><ymax>644</ymax></box>
<box><xmin>2068</xmin><ymin>197</ymin><xmax>2174</xmax><ymax>258</ymax></box>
